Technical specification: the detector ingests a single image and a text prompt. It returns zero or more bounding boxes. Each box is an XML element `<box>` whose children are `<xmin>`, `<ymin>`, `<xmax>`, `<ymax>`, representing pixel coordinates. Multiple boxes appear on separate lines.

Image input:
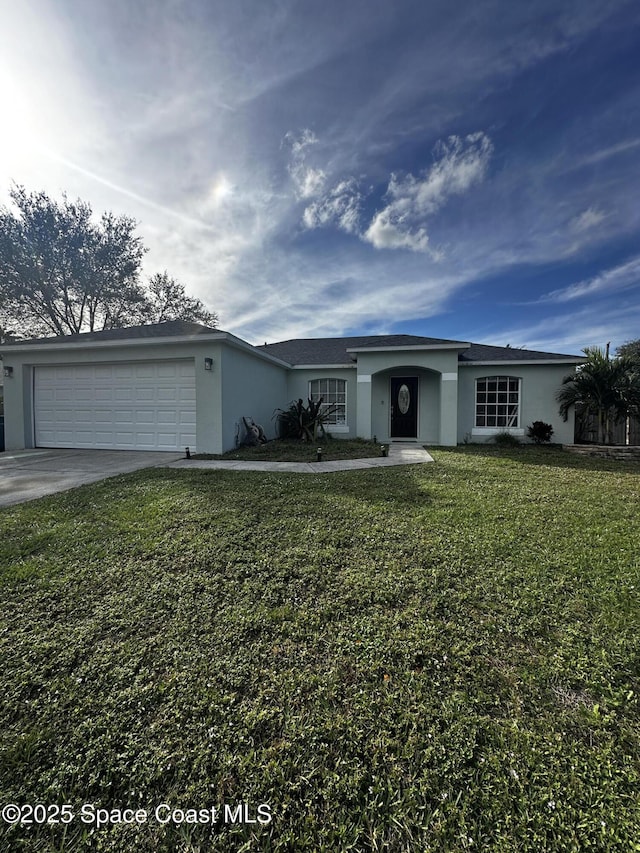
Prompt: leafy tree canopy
<box><xmin>0</xmin><ymin>186</ymin><xmax>217</xmax><ymax>338</ymax></box>
<box><xmin>616</xmin><ymin>339</ymin><xmax>640</xmax><ymax>367</ymax></box>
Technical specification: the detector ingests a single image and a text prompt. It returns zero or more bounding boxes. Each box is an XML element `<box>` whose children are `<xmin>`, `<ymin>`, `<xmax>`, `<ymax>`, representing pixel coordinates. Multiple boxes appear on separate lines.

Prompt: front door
<box><xmin>390</xmin><ymin>376</ymin><xmax>418</xmax><ymax>438</ymax></box>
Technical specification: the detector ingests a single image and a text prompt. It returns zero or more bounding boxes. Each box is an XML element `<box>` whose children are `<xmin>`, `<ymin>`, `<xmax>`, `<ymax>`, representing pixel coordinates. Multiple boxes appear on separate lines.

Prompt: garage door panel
<box><xmin>35</xmin><ymin>361</ymin><xmax>196</xmax><ymax>451</ymax></box>
<box><xmin>94</xmin><ymin>366</ymin><xmax>114</xmax><ymax>379</ymax></box>
<box><xmin>54</xmin><ymin>388</ymin><xmax>74</xmax><ymax>402</ymax></box>
<box><xmin>136</xmin><ymin>388</ymin><xmax>155</xmax><ymax>401</ymax></box>
<box><xmin>135</xmin><ymin>365</ymin><xmax>155</xmax><ymax>378</ymax></box>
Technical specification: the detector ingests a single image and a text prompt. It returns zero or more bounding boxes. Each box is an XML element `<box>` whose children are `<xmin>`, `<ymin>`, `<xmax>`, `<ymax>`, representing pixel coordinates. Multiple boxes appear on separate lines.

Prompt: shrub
<box><xmin>493</xmin><ymin>431</ymin><xmax>521</xmax><ymax>447</ymax></box>
<box><xmin>527</xmin><ymin>421</ymin><xmax>554</xmax><ymax>444</ymax></box>
<box><xmin>273</xmin><ymin>397</ymin><xmax>338</xmax><ymax>442</ymax></box>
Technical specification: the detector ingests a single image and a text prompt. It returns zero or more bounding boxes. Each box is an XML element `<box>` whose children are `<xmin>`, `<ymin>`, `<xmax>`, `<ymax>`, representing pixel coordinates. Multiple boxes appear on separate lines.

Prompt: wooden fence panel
<box><xmin>575</xmin><ymin>411</ymin><xmax>640</xmax><ymax>444</ymax></box>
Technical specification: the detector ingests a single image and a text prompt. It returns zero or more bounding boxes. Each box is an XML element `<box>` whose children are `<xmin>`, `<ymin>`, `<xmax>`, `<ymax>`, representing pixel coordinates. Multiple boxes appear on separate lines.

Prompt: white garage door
<box><xmin>34</xmin><ymin>361</ymin><xmax>197</xmax><ymax>451</ymax></box>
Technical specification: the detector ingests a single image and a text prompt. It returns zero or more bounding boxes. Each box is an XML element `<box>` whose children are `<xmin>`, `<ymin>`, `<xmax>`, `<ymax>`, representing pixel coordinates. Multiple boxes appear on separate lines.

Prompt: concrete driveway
<box><xmin>0</xmin><ymin>449</ymin><xmax>184</xmax><ymax>508</ymax></box>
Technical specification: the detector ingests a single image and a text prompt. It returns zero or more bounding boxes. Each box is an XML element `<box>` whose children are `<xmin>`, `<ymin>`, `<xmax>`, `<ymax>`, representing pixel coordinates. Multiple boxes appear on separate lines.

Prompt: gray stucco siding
<box><xmin>353</xmin><ymin>348</ymin><xmax>461</xmax><ymax>376</ymax></box>
<box><xmin>457</xmin><ymin>363</ymin><xmax>577</xmax><ymax>444</ymax></box>
<box><xmin>219</xmin><ymin>346</ymin><xmax>288</xmax><ymax>452</ymax></box>
<box><xmin>354</xmin><ymin>350</ymin><xmax>460</xmax><ymax>445</ymax></box>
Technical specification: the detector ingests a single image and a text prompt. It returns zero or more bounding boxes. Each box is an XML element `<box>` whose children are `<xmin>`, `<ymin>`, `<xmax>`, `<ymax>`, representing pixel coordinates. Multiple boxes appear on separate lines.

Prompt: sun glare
<box><xmin>209</xmin><ymin>174</ymin><xmax>234</xmax><ymax>206</ymax></box>
<box><xmin>0</xmin><ymin>71</ymin><xmax>39</xmax><ymax>168</ymax></box>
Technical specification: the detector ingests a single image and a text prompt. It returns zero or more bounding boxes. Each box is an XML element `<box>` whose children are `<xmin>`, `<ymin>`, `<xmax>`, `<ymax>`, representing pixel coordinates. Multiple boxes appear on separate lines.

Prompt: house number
<box><xmin>398</xmin><ymin>384</ymin><xmax>410</xmax><ymax>414</ymax></box>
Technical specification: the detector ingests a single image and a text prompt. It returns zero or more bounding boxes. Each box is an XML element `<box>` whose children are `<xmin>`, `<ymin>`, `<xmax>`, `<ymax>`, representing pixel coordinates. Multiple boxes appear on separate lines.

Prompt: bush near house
<box><xmin>273</xmin><ymin>397</ymin><xmax>339</xmax><ymax>442</ymax></box>
<box><xmin>527</xmin><ymin>421</ymin><xmax>554</xmax><ymax>443</ymax></box>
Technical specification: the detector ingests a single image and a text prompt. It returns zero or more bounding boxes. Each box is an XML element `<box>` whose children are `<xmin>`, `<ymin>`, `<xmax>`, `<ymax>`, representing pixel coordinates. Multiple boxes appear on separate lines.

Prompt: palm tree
<box><xmin>557</xmin><ymin>346</ymin><xmax>640</xmax><ymax>445</ymax></box>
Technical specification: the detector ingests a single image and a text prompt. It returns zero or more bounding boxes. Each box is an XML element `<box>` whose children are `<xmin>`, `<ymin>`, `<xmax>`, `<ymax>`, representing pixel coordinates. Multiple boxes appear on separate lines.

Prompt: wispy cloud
<box><xmin>303</xmin><ymin>178</ymin><xmax>362</xmax><ymax>234</ymax></box>
<box><xmin>541</xmin><ymin>256</ymin><xmax>640</xmax><ymax>303</ymax></box>
<box><xmin>572</xmin><ymin>137</ymin><xmax>640</xmax><ymax>169</ymax></box>
<box><xmin>570</xmin><ymin>206</ymin><xmax>606</xmax><ymax>233</ymax></box>
<box><xmin>482</xmin><ymin>299</ymin><xmax>640</xmax><ymax>355</ymax></box>
<box><xmin>363</xmin><ymin>133</ymin><xmax>493</xmax><ymax>253</ymax></box>
<box><xmin>284</xmin><ymin>129</ymin><xmax>327</xmax><ymax>199</ymax></box>
<box><xmin>296</xmin><ymin>131</ymin><xmax>493</xmax><ymax>254</ymax></box>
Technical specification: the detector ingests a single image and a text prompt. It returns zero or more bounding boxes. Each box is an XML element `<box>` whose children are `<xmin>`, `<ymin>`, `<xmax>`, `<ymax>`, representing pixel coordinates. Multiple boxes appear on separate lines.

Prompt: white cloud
<box><xmin>363</xmin><ymin>132</ymin><xmax>493</xmax><ymax>252</ymax></box>
<box><xmin>298</xmin><ymin>131</ymin><xmax>493</xmax><ymax>252</ymax></box>
<box><xmin>542</xmin><ymin>256</ymin><xmax>640</xmax><ymax>303</ymax></box>
<box><xmin>303</xmin><ymin>178</ymin><xmax>361</xmax><ymax>234</ymax></box>
<box><xmin>570</xmin><ymin>206</ymin><xmax>606</xmax><ymax>233</ymax></box>
<box><xmin>363</xmin><ymin>212</ymin><xmax>431</xmax><ymax>252</ymax></box>
<box><xmin>285</xmin><ymin>129</ymin><xmax>327</xmax><ymax>199</ymax></box>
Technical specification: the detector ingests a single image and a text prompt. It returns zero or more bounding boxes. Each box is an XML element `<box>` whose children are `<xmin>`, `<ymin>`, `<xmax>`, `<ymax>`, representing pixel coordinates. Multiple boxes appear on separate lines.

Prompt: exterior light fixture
<box><xmin>317</xmin><ymin>447</ymin><xmax>323</xmax><ymax>462</ymax></box>
<box><xmin>204</xmin><ymin>357</ymin><xmax>213</xmax><ymax>371</ymax></box>
<box><xmin>3</xmin><ymin>366</ymin><xmax>13</xmax><ymax>378</ymax></box>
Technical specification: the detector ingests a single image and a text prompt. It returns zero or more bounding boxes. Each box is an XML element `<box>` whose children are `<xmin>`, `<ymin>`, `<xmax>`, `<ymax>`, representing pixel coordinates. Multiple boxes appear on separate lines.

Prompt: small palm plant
<box><xmin>557</xmin><ymin>346</ymin><xmax>640</xmax><ymax>444</ymax></box>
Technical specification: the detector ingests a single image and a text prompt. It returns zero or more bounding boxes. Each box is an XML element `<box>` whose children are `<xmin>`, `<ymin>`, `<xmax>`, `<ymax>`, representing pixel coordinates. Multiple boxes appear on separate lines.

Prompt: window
<box><xmin>309</xmin><ymin>378</ymin><xmax>347</xmax><ymax>425</ymax></box>
<box><xmin>475</xmin><ymin>376</ymin><xmax>520</xmax><ymax>428</ymax></box>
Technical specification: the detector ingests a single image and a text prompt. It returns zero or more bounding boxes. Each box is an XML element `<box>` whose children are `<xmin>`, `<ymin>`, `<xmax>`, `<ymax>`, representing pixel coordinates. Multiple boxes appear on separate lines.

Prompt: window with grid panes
<box><xmin>475</xmin><ymin>376</ymin><xmax>520</xmax><ymax>428</ymax></box>
<box><xmin>309</xmin><ymin>378</ymin><xmax>347</xmax><ymax>425</ymax></box>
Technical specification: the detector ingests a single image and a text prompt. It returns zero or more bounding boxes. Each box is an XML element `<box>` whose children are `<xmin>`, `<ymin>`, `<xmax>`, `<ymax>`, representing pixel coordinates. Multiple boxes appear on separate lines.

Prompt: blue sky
<box><xmin>1</xmin><ymin>0</ymin><xmax>639</xmax><ymax>353</ymax></box>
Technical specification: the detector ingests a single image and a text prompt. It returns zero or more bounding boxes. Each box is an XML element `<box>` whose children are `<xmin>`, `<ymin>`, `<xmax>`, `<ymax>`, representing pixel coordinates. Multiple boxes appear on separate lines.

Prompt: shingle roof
<box><xmin>459</xmin><ymin>343</ymin><xmax>582</xmax><ymax>362</ymax></box>
<box><xmin>1</xmin><ymin>320</ymin><xmax>219</xmax><ymax>347</ymax></box>
<box><xmin>3</xmin><ymin>323</ymin><xmax>583</xmax><ymax>364</ymax></box>
<box><xmin>259</xmin><ymin>334</ymin><xmax>469</xmax><ymax>365</ymax></box>
<box><xmin>259</xmin><ymin>335</ymin><xmax>582</xmax><ymax>365</ymax></box>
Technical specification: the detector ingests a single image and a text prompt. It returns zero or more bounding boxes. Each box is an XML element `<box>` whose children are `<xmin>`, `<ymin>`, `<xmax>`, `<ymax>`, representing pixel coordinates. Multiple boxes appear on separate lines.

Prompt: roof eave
<box><xmin>459</xmin><ymin>358</ymin><xmax>585</xmax><ymax>366</ymax></box>
<box><xmin>289</xmin><ymin>363</ymin><xmax>356</xmax><ymax>369</ymax></box>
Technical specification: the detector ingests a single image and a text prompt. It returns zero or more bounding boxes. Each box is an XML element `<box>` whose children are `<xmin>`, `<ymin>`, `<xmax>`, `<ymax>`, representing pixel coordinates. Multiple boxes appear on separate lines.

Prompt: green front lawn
<box><xmin>0</xmin><ymin>447</ymin><xmax>638</xmax><ymax>852</ymax></box>
<box><xmin>193</xmin><ymin>437</ymin><xmax>382</xmax><ymax>461</ymax></box>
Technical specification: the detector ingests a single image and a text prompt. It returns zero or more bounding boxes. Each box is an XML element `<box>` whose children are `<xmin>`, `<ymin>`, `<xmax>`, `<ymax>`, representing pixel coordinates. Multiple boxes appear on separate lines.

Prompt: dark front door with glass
<box><xmin>390</xmin><ymin>376</ymin><xmax>418</xmax><ymax>438</ymax></box>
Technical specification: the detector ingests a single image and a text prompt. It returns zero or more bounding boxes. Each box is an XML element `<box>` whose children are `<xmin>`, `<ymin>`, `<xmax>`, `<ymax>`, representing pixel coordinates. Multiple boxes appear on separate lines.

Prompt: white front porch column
<box><xmin>356</xmin><ymin>373</ymin><xmax>372</xmax><ymax>439</ymax></box>
<box><xmin>440</xmin><ymin>372</ymin><xmax>458</xmax><ymax>445</ymax></box>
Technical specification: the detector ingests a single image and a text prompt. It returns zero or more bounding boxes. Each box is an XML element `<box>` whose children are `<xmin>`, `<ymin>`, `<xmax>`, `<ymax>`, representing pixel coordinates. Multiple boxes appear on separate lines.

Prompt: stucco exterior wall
<box><xmin>457</xmin><ymin>363</ymin><xmax>577</xmax><ymax>444</ymax></box>
<box><xmin>219</xmin><ymin>346</ymin><xmax>288</xmax><ymax>452</ymax></box>
<box><xmin>1</xmin><ymin>334</ymin><xmax>580</xmax><ymax>454</ymax></box>
<box><xmin>354</xmin><ymin>349</ymin><xmax>462</xmax><ymax>445</ymax></box>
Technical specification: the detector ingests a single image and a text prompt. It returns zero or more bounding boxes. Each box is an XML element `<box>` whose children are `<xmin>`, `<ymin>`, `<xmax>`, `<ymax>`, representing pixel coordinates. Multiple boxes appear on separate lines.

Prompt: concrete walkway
<box><xmin>165</xmin><ymin>442</ymin><xmax>433</xmax><ymax>474</ymax></box>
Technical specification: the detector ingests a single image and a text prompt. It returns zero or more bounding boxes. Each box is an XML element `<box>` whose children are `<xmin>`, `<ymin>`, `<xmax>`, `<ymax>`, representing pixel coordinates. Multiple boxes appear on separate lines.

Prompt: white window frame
<box><xmin>309</xmin><ymin>378</ymin><xmax>348</xmax><ymax>433</ymax></box>
<box><xmin>472</xmin><ymin>376</ymin><xmax>524</xmax><ymax>435</ymax></box>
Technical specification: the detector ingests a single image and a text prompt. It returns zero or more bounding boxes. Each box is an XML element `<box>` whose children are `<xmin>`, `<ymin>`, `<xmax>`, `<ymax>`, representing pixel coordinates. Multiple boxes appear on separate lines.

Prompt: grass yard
<box><xmin>193</xmin><ymin>438</ymin><xmax>382</xmax><ymax>462</ymax></box>
<box><xmin>0</xmin><ymin>446</ymin><xmax>638</xmax><ymax>852</ymax></box>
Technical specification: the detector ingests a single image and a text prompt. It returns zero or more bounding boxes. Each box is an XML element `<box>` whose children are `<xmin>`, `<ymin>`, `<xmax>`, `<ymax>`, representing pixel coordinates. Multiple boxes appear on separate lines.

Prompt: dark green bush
<box><xmin>527</xmin><ymin>421</ymin><xmax>554</xmax><ymax>443</ymax></box>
